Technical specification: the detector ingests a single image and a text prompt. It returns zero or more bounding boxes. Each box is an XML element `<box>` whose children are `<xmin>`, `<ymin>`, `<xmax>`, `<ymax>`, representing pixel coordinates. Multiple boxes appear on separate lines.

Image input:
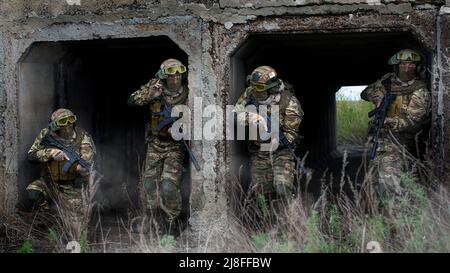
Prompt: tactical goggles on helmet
<box><xmin>56</xmin><ymin>115</ymin><xmax>77</xmax><ymax>127</ymax></box>
<box><xmin>164</xmin><ymin>65</ymin><xmax>187</xmax><ymax>75</ymax></box>
<box><xmin>398</xmin><ymin>51</ymin><xmax>421</xmax><ymax>62</ymax></box>
<box><xmin>250</xmin><ymin>79</ymin><xmax>280</xmax><ymax>92</ymax></box>
<box><xmin>389</xmin><ymin>51</ymin><xmax>421</xmax><ymax>65</ymax></box>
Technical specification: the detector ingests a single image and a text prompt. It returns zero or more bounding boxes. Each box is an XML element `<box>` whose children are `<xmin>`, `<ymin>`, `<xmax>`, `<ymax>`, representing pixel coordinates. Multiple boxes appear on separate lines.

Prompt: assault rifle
<box><xmin>367</xmin><ymin>78</ymin><xmax>395</xmax><ymax>159</ymax></box>
<box><xmin>246</xmin><ymin>96</ymin><xmax>309</xmax><ymax>176</ymax></box>
<box><xmin>153</xmin><ymin>99</ymin><xmax>201</xmax><ymax>172</ymax></box>
<box><xmin>40</xmin><ymin>133</ymin><xmax>92</xmax><ymax>173</ymax></box>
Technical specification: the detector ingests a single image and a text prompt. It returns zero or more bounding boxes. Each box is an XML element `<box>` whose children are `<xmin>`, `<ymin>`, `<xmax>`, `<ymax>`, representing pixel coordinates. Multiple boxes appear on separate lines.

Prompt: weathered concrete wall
<box><xmin>0</xmin><ymin>33</ymin><xmax>18</xmax><ymax>215</ymax></box>
<box><xmin>0</xmin><ymin>0</ymin><xmax>449</xmax><ymax>247</ymax></box>
<box><xmin>436</xmin><ymin>2</ymin><xmax>450</xmax><ymax>187</ymax></box>
<box><xmin>0</xmin><ymin>29</ymin><xmax>8</xmax><ymax>212</ymax></box>
<box><xmin>0</xmin><ymin>1</ymin><xmax>446</xmax><ymax>24</ymax></box>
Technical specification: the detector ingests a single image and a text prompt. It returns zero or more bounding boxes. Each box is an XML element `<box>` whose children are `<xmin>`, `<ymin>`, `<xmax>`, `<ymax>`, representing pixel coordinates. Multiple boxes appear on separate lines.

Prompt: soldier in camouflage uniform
<box><xmin>361</xmin><ymin>49</ymin><xmax>430</xmax><ymax>199</ymax></box>
<box><xmin>128</xmin><ymin>58</ymin><xmax>188</xmax><ymax>225</ymax></box>
<box><xmin>234</xmin><ymin>66</ymin><xmax>304</xmax><ymax>206</ymax></box>
<box><xmin>26</xmin><ymin>108</ymin><xmax>95</xmax><ymax>223</ymax></box>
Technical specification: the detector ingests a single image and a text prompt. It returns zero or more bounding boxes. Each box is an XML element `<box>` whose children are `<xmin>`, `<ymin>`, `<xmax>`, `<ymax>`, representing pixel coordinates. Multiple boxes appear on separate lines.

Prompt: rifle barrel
<box><xmin>182</xmin><ymin>140</ymin><xmax>201</xmax><ymax>171</ymax></box>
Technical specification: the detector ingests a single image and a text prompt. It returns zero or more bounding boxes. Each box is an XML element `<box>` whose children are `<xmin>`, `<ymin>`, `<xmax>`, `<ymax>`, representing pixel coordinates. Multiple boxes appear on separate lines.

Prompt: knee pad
<box><xmin>143</xmin><ymin>177</ymin><xmax>157</xmax><ymax>192</ymax></box>
<box><xmin>28</xmin><ymin>189</ymin><xmax>44</xmax><ymax>204</ymax></box>
<box><xmin>275</xmin><ymin>184</ymin><xmax>291</xmax><ymax>198</ymax></box>
<box><xmin>160</xmin><ymin>180</ymin><xmax>178</xmax><ymax>201</ymax></box>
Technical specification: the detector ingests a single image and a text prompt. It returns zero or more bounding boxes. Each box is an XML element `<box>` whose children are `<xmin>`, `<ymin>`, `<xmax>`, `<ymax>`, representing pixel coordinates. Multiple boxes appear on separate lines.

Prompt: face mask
<box><xmin>397</xmin><ymin>62</ymin><xmax>417</xmax><ymax>82</ymax></box>
<box><xmin>166</xmin><ymin>74</ymin><xmax>182</xmax><ymax>93</ymax></box>
<box><xmin>57</xmin><ymin>124</ymin><xmax>75</xmax><ymax>139</ymax></box>
<box><xmin>253</xmin><ymin>90</ymin><xmax>269</xmax><ymax>101</ymax></box>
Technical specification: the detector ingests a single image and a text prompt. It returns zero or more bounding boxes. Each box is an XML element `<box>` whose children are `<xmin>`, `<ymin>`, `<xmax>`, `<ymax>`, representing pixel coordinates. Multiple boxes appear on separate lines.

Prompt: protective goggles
<box><xmin>56</xmin><ymin>115</ymin><xmax>77</xmax><ymax>127</ymax></box>
<box><xmin>164</xmin><ymin>65</ymin><xmax>187</xmax><ymax>75</ymax></box>
<box><xmin>389</xmin><ymin>51</ymin><xmax>421</xmax><ymax>65</ymax></box>
<box><xmin>250</xmin><ymin>80</ymin><xmax>280</xmax><ymax>92</ymax></box>
<box><xmin>398</xmin><ymin>51</ymin><xmax>421</xmax><ymax>62</ymax></box>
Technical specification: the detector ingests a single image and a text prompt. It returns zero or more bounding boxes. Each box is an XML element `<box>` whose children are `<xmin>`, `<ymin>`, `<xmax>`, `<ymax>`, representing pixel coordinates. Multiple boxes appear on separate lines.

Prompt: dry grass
<box><xmin>223</xmin><ymin>145</ymin><xmax>450</xmax><ymax>253</ymax></box>
<box><xmin>2</xmin><ymin>144</ymin><xmax>450</xmax><ymax>253</ymax></box>
<box><xmin>46</xmin><ymin>171</ymin><xmax>101</xmax><ymax>252</ymax></box>
<box><xmin>0</xmin><ymin>171</ymin><xmax>102</xmax><ymax>253</ymax></box>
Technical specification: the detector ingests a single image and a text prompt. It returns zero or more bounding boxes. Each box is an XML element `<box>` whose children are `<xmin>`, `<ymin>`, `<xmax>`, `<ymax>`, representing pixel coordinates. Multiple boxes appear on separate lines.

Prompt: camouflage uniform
<box><xmin>26</xmin><ymin>124</ymin><xmax>95</xmax><ymax>221</ymax></box>
<box><xmin>235</xmin><ymin>77</ymin><xmax>304</xmax><ymax>200</ymax></box>
<box><xmin>128</xmin><ymin>77</ymin><xmax>188</xmax><ymax>222</ymax></box>
<box><xmin>362</xmin><ymin>72</ymin><xmax>430</xmax><ymax>197</ymax></box>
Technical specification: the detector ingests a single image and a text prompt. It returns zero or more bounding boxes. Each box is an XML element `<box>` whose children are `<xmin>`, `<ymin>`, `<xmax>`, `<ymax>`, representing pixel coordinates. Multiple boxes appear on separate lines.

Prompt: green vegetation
<box><xmin>258</xmin><ymin>194</ymin><xmax>269</xmax><ymax>217</ymax></box>
<box><xmin>250</xmin><ymin>233</ymin><xmax>269</xmax><ymax>250</ymax></box>
<box><xmin>80</xmin><ymin>230</ymin><xmax>89</xmax><ymax>253</ymax></box>
<box><xmin>336</xmin><ymin>93</ymin><xmax>373</xmax><ymax>145</ymax></box>
<box><xmin>160</xmin><ymin>234</ymin><xmax>177</xmax><ymax>253</ymax></box>
<box><xmin>238</xmin><ymin>169</ymin><xmax>450</xmax><ymax>253</ymax></box>
<box><xmin>16</xmin><ymin>240</ymin><xmax>34</xmax><ymax>253</ymax></box>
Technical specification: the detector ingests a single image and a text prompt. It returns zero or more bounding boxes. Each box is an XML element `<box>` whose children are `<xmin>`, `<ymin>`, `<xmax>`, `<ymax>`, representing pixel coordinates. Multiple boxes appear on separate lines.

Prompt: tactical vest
<box><xmin>380</xmin><ymin>76</ymin><xmax>429</xmax><ymax>147</ymax></box>
<box><xmin>248</xmin><ymin>83</ymin><xmax>296</xmax><ymax>145</ymax></box>
<box><xmin>279</xmin><ymin>83</ymin><xmax>295</xmax><ymax>120</ymax></box>
<box><xmin>148</xmin><ymin>86</ymin><xmax>189</xmax><ymax>138</ymax></box>
<box><xmin>248</xmin><ymin>82</ymin><xmax>295</xmax><ymax>120</ymax></box>
<box><xmin>45</xmin><ymin>128</ymin><xmax>86</xmax><ymax>182</ymax></box>
<box><xmin>385</xmin><ymin>77</ymin><xmax>427</xmax><ymax>120</ymax></box>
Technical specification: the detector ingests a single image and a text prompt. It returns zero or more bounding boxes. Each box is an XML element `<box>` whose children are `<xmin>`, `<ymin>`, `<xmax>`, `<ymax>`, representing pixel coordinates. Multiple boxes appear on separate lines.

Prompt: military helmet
<box><xmin>247</xmin><ymin>66</ymin><xmax>280</xmax><ymax>92</ymax></box>
<box><xmin>49</xmin><ymin>108</ymin><xmax>77</xmax><ymax>131</ymax></box>
<box><xmin>388</xmin><ymin>49</ymin><xmax>422</xmax><ymax>65</ymax></box>
<box><xmin>156</xmin><ymin>58</ymin><xmax>187</xmax><ymax>79</ymax></box>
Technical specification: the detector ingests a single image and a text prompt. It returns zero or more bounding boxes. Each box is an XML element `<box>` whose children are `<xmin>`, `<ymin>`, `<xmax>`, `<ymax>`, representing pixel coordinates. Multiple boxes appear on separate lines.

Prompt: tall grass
<box><xmin>226</xmin><ymin>148</ymin><xmax>450</xmax><ymax>253</ymax></box>
<box><xmin>336</xmin><ymin>93</ymin><xmax>373</xmax><ymax>145</ymax></box>
<box><xmin>0</xmin><ymin>171</ymin><xmax>102</xmax><ymax>253</ymax></box>
<box><xmin>3</xmin><ymin>145</ymin><xmax>450</xmax><ymax>253</ymax></box>
<box><xmin>47</xmin><ymin>171</ymin><xmax>101</xmax><ymax>252</ymax></box>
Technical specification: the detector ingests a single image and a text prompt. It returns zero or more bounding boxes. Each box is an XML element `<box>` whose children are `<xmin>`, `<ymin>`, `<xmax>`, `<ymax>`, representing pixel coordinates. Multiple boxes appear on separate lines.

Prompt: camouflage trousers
<box><xmin>26</xmin><ymin>177</ymin><xmax>85</xmax><ymax>224</ymax></box>
<box><xmin>249</xmin><ymin>146</ymin><xmax>295</xmax><ymax>200</ymax></box>
<box><xmin>143</xmin><ymin>137</ymin><xmax>185</xmax><ymax>222</ymax></box>
<box><xmin>370</xmin><ymin>138</ymin><xmax>412</xmax><ymax>199</ymax></box>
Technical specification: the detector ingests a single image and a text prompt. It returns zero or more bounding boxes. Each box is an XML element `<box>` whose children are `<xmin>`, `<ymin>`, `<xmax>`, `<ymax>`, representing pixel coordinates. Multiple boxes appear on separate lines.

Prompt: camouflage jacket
<box><xmin>361</xmin><ymin>72</ymin><xmax>430</xmax><ymax>142</ymax></box>
<box><xmin>127</xmin><ymin>78</ymin><xmax>189</xmax><ymax>138</ymax></box>
<box><xmin>234</xmin><ymin>80</ymin><xmax>304</xmax><ymax>144</ymax></box>
<box><xmin>127</xmin><ymin>78</ymin><xmax>188</xmax><ymax>106</ymax></box>
<box><xmin>28</xmin><ymin>127</ymin><xmax>95</xmax><ymax>181</ymax></box>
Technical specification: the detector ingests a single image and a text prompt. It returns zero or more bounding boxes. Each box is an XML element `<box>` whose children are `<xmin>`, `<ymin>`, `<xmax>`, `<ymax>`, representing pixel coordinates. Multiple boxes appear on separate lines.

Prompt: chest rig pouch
<box><xmin>386</xmin><ymin>79</ymin><xmax>425</xmax><ymax>119</ymax></box>
<box><xmin>147</xmin><ymin>86</ymin><xmax>188</xmax><ymax>141</ymax></box>
<box><xmin>148</xmin><ymin>98</ymin><xmax>171</xmax><ymax>138</ymax></box>
<box><xmin>247</xmin><ymin>83</ymin><xmax>295</xmax><ymax>145</ymax></box>
<box><xmin>46</xmin><ymin>129</ymin><xmax>85</xmax><ymax>182</ymax></box>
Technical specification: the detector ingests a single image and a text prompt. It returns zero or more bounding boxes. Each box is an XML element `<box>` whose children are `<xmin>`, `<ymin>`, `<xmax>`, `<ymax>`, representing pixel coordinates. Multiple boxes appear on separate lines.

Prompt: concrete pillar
<box><xmin>437</xmin><ymin>5</ymin><xmax>450</xmax><ymax>187</ymax></box>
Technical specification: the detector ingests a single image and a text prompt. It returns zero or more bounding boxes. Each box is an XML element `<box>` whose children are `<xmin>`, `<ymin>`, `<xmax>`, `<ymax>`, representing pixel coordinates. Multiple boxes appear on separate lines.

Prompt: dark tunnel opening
<box><xmin>18</xmin><ymin>37</ymin><xmax>190</xmax><ymax>218</ymax></box>
<box><xmin>230</xmin><ymin>31</ymin><xmax>431</xmax><ymax>198</ymax></box>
